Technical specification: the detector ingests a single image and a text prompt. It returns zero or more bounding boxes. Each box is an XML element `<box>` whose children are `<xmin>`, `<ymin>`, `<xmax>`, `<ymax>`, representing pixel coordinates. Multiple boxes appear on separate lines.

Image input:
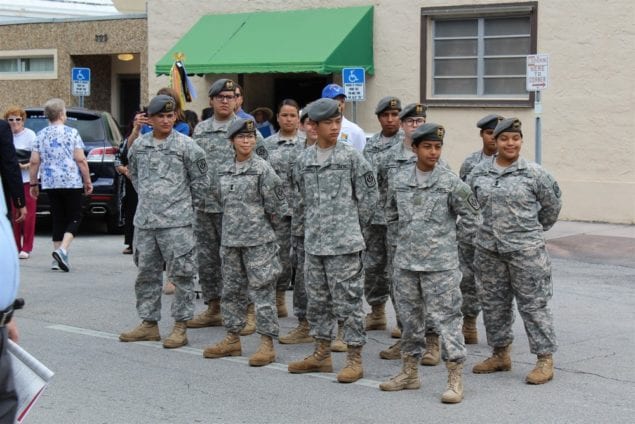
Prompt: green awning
<box><xmin>155</xmin><ymin>6</ymin><xmax>374</xmax><ymax>75</ymax></box>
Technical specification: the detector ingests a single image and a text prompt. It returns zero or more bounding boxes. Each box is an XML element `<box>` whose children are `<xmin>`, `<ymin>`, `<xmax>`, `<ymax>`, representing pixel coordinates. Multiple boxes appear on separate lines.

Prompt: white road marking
<box><xmin>47</xmin><ymin>324</ymin><xmax>382</xmax><ymax>388</ymax></box>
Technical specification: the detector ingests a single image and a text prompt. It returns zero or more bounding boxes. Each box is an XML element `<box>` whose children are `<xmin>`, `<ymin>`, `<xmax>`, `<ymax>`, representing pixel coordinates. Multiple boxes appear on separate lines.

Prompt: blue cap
<box><xmin>321</xmin><ymin>84</ymin><xmax>346</xmax><ymax>99</ymax></box>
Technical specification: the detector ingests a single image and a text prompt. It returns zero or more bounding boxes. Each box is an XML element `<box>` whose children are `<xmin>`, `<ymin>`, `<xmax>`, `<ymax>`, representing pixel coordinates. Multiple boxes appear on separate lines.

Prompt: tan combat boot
<box><xmin>119</xmin><ymin>320</ymin><xmax>161</xmax><ymax>342</ymax></box>
<box><xmin>288</xmin><ymin>339</ymin><xmax>333</xmax><ymax>373</ymax></box>
<box><xmin>186</xmin><ymin>299</ymin><xmax>222</xmax><ymax>328</ymax></box>
<box><xmin>365</xmin><ymin>303</ymin><xmax>387</xmax><ymax>331</ymax></box>
<box><xmin>472</xmin><ymin>345</ymin><xmax>512</xmax><ymax>373</ymax></box>
<box><xmin>163</xmin><ymin>321</ymin><xmax>188</xmax><ymax>349</ymax></box>
<box><xmin>203</xmin><ymin>332</ymin><xmax>241</xmax><ymax>358</ymax></box>
<box><xmin>421</xmin><ymin>333</ymin><xmax>441</xmax><ymax>366</ymax></box>
<box><xmin>391</xmin><ymin>326</ymin><xmax>401</xmax><ymax>339</ymax></box>
<box><xmin>279</xmin><ymin>319</ymin><xmax>313</xmax><ymax>344</ymax></box>
<box><xmin>526</xmin><ymin>354</ymin><xmax>554</xmax><ymax>384</ymax></box>
<box><xmin>249</xmin><ymin>335</ymin><xmax>276</xmax><ymax>366</ymax></box>
<box><xmin>462</xmin><ymin>315</ymin><xmax>478</xmax><ymax>344</ymax></box>
<box><xmin>337</xmin><ymin>346</ymin><xmax>364</xmax><ymax>383</ymax></box>
<box><xmin>379</xmin><ymin>340</ymin><xmax>401</xmax><ymax>360</ymax></box>
<box><xmin>276</xmin><ymin>291</ymin><xmax>288</xmax><ymax>318</ymax></box>
<box><xmin>379</xmin><ymin>355</ymin><xmax>420</xmax><ymax>391</ymax></box>
<box><xmin>331</xmin><ymin>323</ymin><xmax>348</xmax><ymax>352</ymax></box>
<box><xmin>240</xmin><ymin>304</ymin><xmax>256</xmax><ymax>336</ymax></box>
<box><xmin>441</xmin><ymin>361</ymin><xmax>464</xmax><ymax>404</ymax></box>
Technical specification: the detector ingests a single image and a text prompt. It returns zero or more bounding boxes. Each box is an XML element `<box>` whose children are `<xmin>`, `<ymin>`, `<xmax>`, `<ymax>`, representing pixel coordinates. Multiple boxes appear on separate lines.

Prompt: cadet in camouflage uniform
<box><xmin>188</xmin><ymin>79</ymin><xmax>263</xmax><ymax>335</ymax></box>
<box><xmin>376</xmin><ymin>103</ymin><xmax>441</xmax><ymax>364</ymax></box>
<box><xmin>457</xmin><ymin>114</ymin><xmax>503</xmax><ymax>344</ymax></box>
<box><xmin>280</xmin><ymin>104</ymin><xmax>317</xmax><ymax>345</ymax></box>
<box><xmin>467</xmin><ymin>118</ymin><xmax>562</xmax><ymax>385</ymax></box>
<box><xmin>380</xmin><ymin>123</ymin><xmax>479</xmax><ymax>404</ymax></box>
<box><xmin>361</xmin><ymin>96</ymin><xmax>404</xmax><ymax>333</ymax></box>
<box><xmin>261</xmin><ymin>99</ymin><xmax>304</xmax><ymax>319</ymax></box>
<box><xmin>287</xmin><ymin>98</ymin><xmax>379</xmax><ymax>384</ymax></box>
<box><xmin>202</xmin><ymin>118</ymin><xmax>288</xmax><ymax>367</ymax></box>
<box><xmin>119</xmin><ymin>95</ymin><xmax>209</xmax><ymax>349</ymax></box>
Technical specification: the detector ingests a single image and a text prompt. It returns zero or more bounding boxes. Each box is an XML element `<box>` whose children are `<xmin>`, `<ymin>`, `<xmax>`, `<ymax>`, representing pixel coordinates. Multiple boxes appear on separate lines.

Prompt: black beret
<box><xmin>227</xmin><ymin>118</ymin><xmax>257</xmax><ymax>139</ymax></box>
<box><xmin>375</xmin><ymin>96</ymin><xmax>402</xmax><ymax>114</ymax></box>
<box><xmin>493</xmin><ymin>117</ymin><xmax>523</xmax><ymax>138</ymax></box>
<box><xmin>147</xmin><ymin>95</ymin><xmax>176</xmax><ymax>116</ymax></box>
<box><xmin>477</xmin><ymin>114</ymin><xmax>504</xmax><ymax>130</ymax></box>
<box><xmin>399</xmin><ymin>103</ymin><xmax>427</xmax><ymax>120</ymax></box>
<box><xmin>307</xmin><ymin>98</ymin><xmax>341</xmax><ymax>122</ymax></box>
<box><xmin>208</xmin><ymin>79</ymin><xmax>236</xmax><ymax>98</ymax></box>
<box><xmin>412</xmin><ymin>123</ymin><xmax>445</xmax><ymax>144</ymax></box>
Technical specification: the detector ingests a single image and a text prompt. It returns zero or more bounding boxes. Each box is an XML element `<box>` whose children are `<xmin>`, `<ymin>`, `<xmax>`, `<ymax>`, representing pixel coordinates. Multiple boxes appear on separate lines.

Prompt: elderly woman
<box><xmin>29</xmin><ymin>98</ymin><xmax>92</xmax><ymax>272</ymax></box>
<box><xmin>3</xmin><ymin>107</ymin><xmax>37</xmax><ymax>259</ymax></box>
<box><xmin>467</xmin><ymin>118</ymin><xmax>562</xmax><ymax>385</ymax></box>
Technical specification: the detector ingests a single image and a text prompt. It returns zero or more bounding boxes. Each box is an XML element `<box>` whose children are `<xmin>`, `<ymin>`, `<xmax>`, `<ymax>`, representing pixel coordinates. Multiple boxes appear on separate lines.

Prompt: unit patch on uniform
<box><xmin>364</xmin><ymin>171</ymin><xmax>376</xmax><ymax>188</ymax></box>
<box><xmin>256</xmin><ymin>146</ymin><xmax>268</xmax><ymax>159</ymax></box>
<box><xmin>274</xmin><ymin>185</ymin><xmax>286</xmax><ymax>200</ymax></box>
<box><xmin>467</xmin><ymin>193</ymin><xmax>480</xmax><ymax>210</ymax></box>
<box><xmin>197</xmin><ymin>158</ymin><xmax>208</xmax><ymax>174</ymax></box>
<box><xmin>553</xmin><ymin>182</ymin><xmax>561</xmax><ymax>198</ymax></box>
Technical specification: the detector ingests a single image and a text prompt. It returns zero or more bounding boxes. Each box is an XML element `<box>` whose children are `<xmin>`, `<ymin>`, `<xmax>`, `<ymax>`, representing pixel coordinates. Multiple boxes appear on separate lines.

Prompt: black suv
<box><xmin>24</xmin><ymin>107</ymin><xmax>124</xmax><ymax>233</ymax></box>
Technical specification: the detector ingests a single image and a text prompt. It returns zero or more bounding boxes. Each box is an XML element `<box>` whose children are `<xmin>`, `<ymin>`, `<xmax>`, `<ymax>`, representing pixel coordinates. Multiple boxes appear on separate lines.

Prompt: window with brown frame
<box><xmin>421</xmin><ymin>2</ymin><xmax>538</xmax><ymax>107</ymax></box>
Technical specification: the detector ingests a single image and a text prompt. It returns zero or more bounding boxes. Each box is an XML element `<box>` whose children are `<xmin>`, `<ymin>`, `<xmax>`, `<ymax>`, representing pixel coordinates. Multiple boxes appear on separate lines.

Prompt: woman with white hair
<box><xmin>29</xmin><ymin>98</ymin><xmax>92</xmax><ymax>272</ymax></box>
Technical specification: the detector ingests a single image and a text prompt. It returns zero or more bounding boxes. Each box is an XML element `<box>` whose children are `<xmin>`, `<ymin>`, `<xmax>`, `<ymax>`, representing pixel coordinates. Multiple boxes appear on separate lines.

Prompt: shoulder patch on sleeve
<box><xmin>467</xmin><ymin>193</ymin><xmax>480</xmax><ymax>210</ymax></box>
<box><xmin>364</xmin><ymin>171</ymin><xmax>376</xmax><ymax>188</ymax></box>
<box><xmin>197</xmin><ymin>158</ymin><xmax>208</xmax><ymax>174</ymax></box>
<box><xmin>256</xmin><ymin>145</ymin><xmax>269</xmax><ymax>160</ymax></box>
<box><xmin>274</xmin><ymin>185</ymin><xmax>286</xmax><ymax>201</ymax></box>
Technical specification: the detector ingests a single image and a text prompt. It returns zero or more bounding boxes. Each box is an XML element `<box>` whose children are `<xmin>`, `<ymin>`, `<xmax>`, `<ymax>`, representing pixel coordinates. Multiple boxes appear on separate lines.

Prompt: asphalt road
<box><xmin>12</xmin><ymin>220</ymin><xmax>635</xmax><ymax>423</ymax></box>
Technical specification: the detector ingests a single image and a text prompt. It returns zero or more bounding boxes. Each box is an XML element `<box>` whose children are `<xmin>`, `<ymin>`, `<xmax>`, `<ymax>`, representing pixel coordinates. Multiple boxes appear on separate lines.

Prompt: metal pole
<box><xmin>352</xmin><ymin>101</ymin><xmax>357</xmax><ymax>124</ymax></box>
<box><xmin>534</xmin><ymin>90</ymin><xmax>542</xmax><ymax>164</ymax></box>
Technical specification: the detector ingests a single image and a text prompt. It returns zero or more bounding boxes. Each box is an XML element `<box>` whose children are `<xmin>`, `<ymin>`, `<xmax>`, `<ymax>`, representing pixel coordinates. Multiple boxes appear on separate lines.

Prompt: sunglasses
<box><xmin>7</xmin><ymin>117</ymin><xmax>22</xmax><ymax>122</ymax></box>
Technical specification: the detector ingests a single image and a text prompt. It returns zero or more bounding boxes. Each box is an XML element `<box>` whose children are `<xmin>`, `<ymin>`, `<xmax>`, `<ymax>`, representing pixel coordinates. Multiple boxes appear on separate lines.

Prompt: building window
<box><xmin>421</xmin><ymin>3</ymin><xmax>537</xmax><ymax>107</ymax></box>
<box><xmin>0</xmin><ymin>49</ymin><xmax>57</xmax><ymax>80</ymax></box>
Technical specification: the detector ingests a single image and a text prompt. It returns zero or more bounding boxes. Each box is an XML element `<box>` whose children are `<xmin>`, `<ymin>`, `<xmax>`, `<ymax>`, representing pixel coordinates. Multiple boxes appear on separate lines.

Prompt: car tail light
<box><xmin>87</xmin><ymin>146</ymin><xmax>118</xmax><ymax>162</ymax></box>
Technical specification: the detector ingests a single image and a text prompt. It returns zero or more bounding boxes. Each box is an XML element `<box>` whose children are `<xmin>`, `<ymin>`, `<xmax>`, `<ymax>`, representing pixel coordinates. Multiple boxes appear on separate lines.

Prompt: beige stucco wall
<box><xmin>0</xmin><ymin>17</ymin><xmax>147</xmax><ymax>114</ymax></box>
<box><xmin>148</xmin><ymin>0</ymin><xmax>635</xmax><ymax>223</ymax></box>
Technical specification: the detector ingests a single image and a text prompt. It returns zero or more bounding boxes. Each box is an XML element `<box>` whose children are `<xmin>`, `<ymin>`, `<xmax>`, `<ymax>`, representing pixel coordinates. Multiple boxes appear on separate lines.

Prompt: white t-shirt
<box><xmin>338</xmin><ymin>117</ymin><xmax>366</xmax><ymax>152</ymax></box>
<box><xmin>13</xmin><ymin>128</ymin><xmax>36</xmax><ymax>183</ymax></box>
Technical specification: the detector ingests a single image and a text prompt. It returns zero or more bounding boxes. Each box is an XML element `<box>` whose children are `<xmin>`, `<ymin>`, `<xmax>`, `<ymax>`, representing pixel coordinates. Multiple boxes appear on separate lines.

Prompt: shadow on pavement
<box><xmin>547</xmin><ymin>234</ymin><xmax>635</xmax><ymax>268</ymax></box>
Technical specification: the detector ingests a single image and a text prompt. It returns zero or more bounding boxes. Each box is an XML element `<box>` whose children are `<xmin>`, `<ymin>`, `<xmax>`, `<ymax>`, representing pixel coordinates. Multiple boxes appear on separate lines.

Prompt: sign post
<box><xmin>71</xmin><ymin>67</ymin><xmax>91</xmax><ymax>108</ymax></box>
<box><xmin>342</xmin><ymin>67</ymin><xmax>366</xmax><ymax>123</ymax></box>
<box><xmin>526</xmin><ymin>54</ymin><xmax>549</xmax><ymax>164</ymax></box>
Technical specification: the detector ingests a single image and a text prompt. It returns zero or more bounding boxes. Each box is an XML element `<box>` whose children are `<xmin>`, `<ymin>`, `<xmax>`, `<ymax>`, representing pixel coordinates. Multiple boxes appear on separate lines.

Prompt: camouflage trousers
<box><xmin>362</xmin><ymin>224</ymin><xmax>391</xmax><ymax>306</ymax></box>
<box><xmin>133</xmin><ymin>226</ymin><xmax>196</xmax><ymax>322</ymax></box>
<box><xmin>291</xmin><ymin>235</ymin><xmax>307</xmax><ymax>319</ymax></box>
<box><xmin>220</xmin><ymin>241</ymin><xmax>281</xmax><ymax>338</ymax></box>
<box><xmin>272</xmin><ymin>215</ymin><xmax>293</xmax><ymax>291</ymax></box>
<box><xmin>474</xmin><ymin>245</ymin><xmax>557</xmax><ymax>355</ymax></box>
<box><xmin>393</xmin><ymin>267</ymin><xmax>466</xmax><ymax>362</ymax></box>
<box><xmin>194</xmin><ymin>211</ymin><xmax>223</xmax><ymax>302</ymax></box>
<box><xmin>458</xmin><ymin>241</ymin><xmax>481</xmax><ymax>318</ymax></box>
<box><xmin>305</xmin><ymin>252</ymin><xmax>366</xmax><ymax>346</ymax></box>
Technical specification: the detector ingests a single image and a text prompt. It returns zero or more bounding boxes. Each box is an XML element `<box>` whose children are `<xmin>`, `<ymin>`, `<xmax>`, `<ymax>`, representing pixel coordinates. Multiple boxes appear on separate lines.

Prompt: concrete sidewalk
<box><xmin>546</xmin><ymin>220</ymin><xmax>635</xmax><ymax>268</ymax></box>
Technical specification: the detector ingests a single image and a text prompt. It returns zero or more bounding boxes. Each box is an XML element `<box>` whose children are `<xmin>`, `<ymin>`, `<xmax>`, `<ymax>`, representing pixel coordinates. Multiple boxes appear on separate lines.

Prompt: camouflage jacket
<box><xmin>363</xmin><ymin>129</ymin><xmax>404</xmax><ymax>225</ymax></box>
<box><xmin>386</xmin><ymin>164</ymin><xmax>479</xmax><ymax>271</ymax></box>
<box><xmin>128</xmin><ymin>129</ymin><xmax>209</xmax><ymax>229</ymax></box>
<box><xmin>466</xmin><ymin>156</ymin><xmax>562</xmax><ymax>253</ymax></box>
<box><xmin>459</xmin><ymin>149</ymin><xmax>492</xmax><ymax>181</ymax></box>
<box><xmin>261</xmin><ymin>132</ymin><xmax>306</xmax><ymax>217</ymax></box>
<box><xmin>192</xmin><ymin>115</ymin><xmax>264</xmax><ymax>213</ymax></box>
<box><xmin>218</xmin><ymin>154</ymin><xmax>288</xmax><ymax>247</ymax></box>
<box><xmin>296</xmin><ymin>142</ymin><xmax>379</xmax><ymax>255</ymax></box>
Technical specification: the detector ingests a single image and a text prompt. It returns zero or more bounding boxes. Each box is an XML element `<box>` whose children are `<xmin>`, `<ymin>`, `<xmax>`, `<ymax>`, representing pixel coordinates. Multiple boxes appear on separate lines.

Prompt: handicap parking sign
<box><xmin>342</xmin><ymin>67</ymin><xmax>366</xmax><ymax>101</ymax></box>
